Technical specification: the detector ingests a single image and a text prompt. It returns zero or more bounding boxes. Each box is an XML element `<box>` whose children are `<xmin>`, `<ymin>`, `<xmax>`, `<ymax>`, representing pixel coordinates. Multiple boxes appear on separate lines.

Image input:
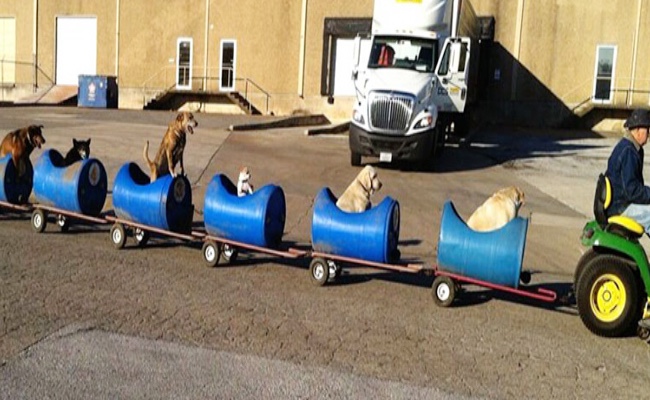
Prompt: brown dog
<box><xmin>143</xmin><ymin>112</ymin><xmax>198</xmax><ymax>182</ymax></box>
<box><xmin>0</xmin><ymin>125</ymin><xmax>46</xmax><ymax>177</ymax></box>
<box><xmin>466</xmin><ymin>186</ymin><xmax>526</xmax><ymax>232</ymax></box>
<box><xmin>336</xmin><ymin>165</ymin><xmax>383</xmax><ymax>212</ymax></box>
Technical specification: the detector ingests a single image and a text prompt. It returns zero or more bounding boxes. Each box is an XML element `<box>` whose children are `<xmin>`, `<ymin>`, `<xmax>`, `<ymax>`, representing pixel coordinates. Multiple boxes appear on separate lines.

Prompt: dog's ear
<box><xmin>73</xmin><ymin>139</ymin><xmax>78</xmax><ymax>146</ymax></box>
<box><xmin>87</xmin><ymin>138</ymin><xmax>91</xmax><ymax>144</ymax></box>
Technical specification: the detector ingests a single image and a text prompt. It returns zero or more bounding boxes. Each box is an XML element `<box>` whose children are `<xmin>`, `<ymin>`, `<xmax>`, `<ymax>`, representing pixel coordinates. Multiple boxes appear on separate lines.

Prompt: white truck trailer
<box><xmin>349</xmin><ymin>0</ymin><xmax>487</xmax><ymax>167</ymax></box>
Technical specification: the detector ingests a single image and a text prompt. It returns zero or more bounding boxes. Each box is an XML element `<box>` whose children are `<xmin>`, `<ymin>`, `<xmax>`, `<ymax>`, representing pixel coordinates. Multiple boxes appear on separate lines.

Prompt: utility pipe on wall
<box><xmin>629</xmin><ymin>0</ymin><xmax>642</xmax><ymax>107</ymax></box>
<box><xmin>511</xmin><ymin>0</ymin><xmax>525</xmax><ymax>101</ymax></box>
<box><xmin>203</xmin><ymin>0</ymin><xmax>210</xmax><ymax>91</ymax></box>
<box><xmin>33</xmin><ymin>0</ymin><xmax>38</xmax><ymax>91</ymax></box>
<box><xmin>115</xmin><ymin>0</ymin><xmax>120</xmax><ymax>78</ymax></box>
<box><xmin>297</xmin><ymin>0</ymin><xmax>308</xmax><ymax>97</ymax></box>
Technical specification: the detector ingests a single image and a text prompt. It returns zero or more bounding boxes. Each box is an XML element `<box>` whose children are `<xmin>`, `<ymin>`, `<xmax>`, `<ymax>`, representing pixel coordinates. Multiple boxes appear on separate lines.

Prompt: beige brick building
<box><xmin>0</xmin><ymin>0</ymin><xmax>648</xmax><ymax>127</ymax></box>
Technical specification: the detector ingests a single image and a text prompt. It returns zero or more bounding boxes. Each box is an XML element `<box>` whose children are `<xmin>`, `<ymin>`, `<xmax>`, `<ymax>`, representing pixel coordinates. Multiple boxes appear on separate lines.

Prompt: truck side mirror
<box><xmin>449</xmin><ymin>42</ymin><xmax>462</xmax><ymax>74</ymax></box>
<box><xmin>353</xmin><ymin>36</ymin><xmax>361</xmax><ymax>69</ymax></box>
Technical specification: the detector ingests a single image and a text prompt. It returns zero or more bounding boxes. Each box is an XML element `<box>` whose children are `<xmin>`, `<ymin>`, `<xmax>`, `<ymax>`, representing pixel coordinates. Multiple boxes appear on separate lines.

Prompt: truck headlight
<box><xmin>414</xmin><ymin>115</ymin><xmax>433</xmax><ymax>129</ymax></box>
<box><xmin>352</xmin><ymin>109</ymin><xmax>365</xmax><ymax>124</ymax></box>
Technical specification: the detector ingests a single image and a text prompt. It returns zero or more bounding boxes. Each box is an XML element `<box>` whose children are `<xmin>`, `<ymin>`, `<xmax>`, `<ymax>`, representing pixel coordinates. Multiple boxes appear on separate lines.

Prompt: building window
<box><xmin>219</xmin><ymin>40</ymin><xmax>236</xmax><ymax>92</ymax></box>
<box><xmin>176</xmin><ymin>38</ymin><xmax>193</xmax><ymax>90</ymax></box>
<box><xmin>593</xmin><ymin>45</ymin><xmax>616</xmax><ymax>103</ymax></box>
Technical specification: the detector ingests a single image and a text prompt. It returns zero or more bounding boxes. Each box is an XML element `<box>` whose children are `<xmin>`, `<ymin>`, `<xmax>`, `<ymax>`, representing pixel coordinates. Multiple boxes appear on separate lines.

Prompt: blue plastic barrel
<box><xmin>112</xmin><ymin>162</ymin><xmax>193</xmax><ymax>233</ymax></box>
<box><xmin>203</xmin><ymin>174</ymin><xmax>286</xmax><ymax>248</ymax></box>
<box><xmin>437</xmin><ymin>201</ymin><xmax>528</xmax><ymax>288</ymax></box>
<box><xmin>33</xmin><ymin>149</ymin><xmax>107</xmax><ymax>216</ymax></box>
<box><xmin>311</xmin><ymin>187</ymin><xmax>400</xmax><ymax>264</ymax></box>
<box><xmin>0</xmin><ymin>154</ymin><xmax>33</xmax><ymax>204</ymax></box>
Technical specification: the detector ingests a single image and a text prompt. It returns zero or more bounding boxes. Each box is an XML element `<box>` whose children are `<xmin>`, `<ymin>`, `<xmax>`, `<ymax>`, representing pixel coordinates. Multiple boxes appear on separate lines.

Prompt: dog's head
<box><xmin>238</xmin><ymin>166</ymin><xmax>251</xmax><ymax>183</ymax></box>
<box><xmin>177</xmin><ymin>112</ymin><xmax>198</xmax><ymax>135</ymax></box>
<box><xmin>27</xmin><ymin>125</ymin><xmax>46</xmax><ymax>149</ymax></box>
<box><xmin>498</xmin><ymin>186</ymin><xmax>526</xmax><ymax>211</ymax></box>
<box><xmin>357</xmin><ymin>165</ymin><xmax>382</xmax><ymax>195</ymax></box>
<box><xmin>72</xmin><ymin>138</ymin><xmax>91</xmax><ymax>160</ymax></box>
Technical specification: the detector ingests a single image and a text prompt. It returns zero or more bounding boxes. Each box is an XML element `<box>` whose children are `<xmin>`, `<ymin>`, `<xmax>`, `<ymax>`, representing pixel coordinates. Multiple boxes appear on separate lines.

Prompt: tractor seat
<box><xmin>594</xmin><ymin>174</ymin><xmax>645</xmax><ymax>238</ymax></box>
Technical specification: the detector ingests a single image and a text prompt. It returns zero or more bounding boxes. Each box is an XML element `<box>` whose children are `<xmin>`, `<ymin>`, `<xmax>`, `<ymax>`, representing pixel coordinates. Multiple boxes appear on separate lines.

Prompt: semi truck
<box><xmin>349</xmin><ymin>0</ymin><xmax>492</xmax><ymax>167</ymax></box>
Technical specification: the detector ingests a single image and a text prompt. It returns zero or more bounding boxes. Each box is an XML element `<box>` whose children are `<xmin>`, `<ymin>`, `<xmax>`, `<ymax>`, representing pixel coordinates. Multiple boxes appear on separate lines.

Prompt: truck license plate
<box><xmin>379</xmin><ymin>152</ymin><xmax>393</xmax><ymax>163</ymax></box>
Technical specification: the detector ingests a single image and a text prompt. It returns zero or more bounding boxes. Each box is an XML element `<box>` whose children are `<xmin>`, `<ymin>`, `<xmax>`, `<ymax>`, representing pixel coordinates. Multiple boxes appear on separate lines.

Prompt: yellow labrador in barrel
<box><xmin>467</xmin><ymin>186</ymin><xmax>526</xmax><ymax>232</ymax></box>
<box><xmin>336</xmin><ymin>165</ymin><xmax>383</xmax><ymax>212</ymax></box>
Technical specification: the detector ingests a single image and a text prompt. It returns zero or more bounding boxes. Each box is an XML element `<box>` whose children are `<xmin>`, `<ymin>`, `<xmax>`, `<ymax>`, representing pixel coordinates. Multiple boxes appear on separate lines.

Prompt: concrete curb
<box><xmin>229</xmin><ymin>114</ymin><xmax>330</xmax><ymax>131</ymax></box>
<box><xmin>304</xmin><ymin>121</ymin><xmax>350</xmax><ymax>136</ymax></box>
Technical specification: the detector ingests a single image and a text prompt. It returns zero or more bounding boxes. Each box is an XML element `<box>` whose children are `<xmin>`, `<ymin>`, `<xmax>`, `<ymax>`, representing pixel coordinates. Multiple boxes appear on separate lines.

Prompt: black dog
<box><xmin>64</xmin><ymin>138</ymin><xmax>91</xmax><ymax>166</ymax></box>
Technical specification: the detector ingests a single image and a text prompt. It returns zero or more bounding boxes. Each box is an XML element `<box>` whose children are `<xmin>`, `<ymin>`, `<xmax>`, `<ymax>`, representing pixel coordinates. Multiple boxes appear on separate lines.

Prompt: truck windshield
<box><xmin>368</xmin><ymin>37</ymin><xmax>437</xmax><ymax>73</ymax></box>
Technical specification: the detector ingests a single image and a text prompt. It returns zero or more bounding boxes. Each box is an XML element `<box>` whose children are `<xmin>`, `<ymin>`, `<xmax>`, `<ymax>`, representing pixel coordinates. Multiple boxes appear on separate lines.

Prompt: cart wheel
<box><xmin>31</xmin><ymin>209</ymin><xmax>47</xmax><ymax>233</ymax></box>
<box><xmin>56</xmin><ymin>214</ymin><xmax>69</xmax><ymax>233</ymax></box>
<box><xmin>327</xmin><ymin>260</ymin><xmax>341</xmax><ymax>281</ymax></box>
<box><xmin>310</xmin><ymin>258</ymin><xmax>329</xmax><ymax>286</ymax></box>
<box><xmin>432</xmin><ymin>276</ymin><xmax>456</xmax><ymax>307</ymax></box>
<box><xmin>520</xmin><ymin>270</ymin><xmax>531</xmax><ymax>285</ymax></box>
<box><xmin>133</xmin><ymin>228</ymin><xmax>150</xmax><ymax>247</ymax></box>
<box><xmin>110</xmin><ymin>223</ymin><xmax>127</xmax><ymax>249</ymax></box>
<box><xmin>202</xmin><ymin>240</ymin><xmax>221</xmax><ymax>268</ymax></box>
<box><xmin>219</xmin><ymin>243</ymin><xmax>239</xmax><ymax>264</ymax></box>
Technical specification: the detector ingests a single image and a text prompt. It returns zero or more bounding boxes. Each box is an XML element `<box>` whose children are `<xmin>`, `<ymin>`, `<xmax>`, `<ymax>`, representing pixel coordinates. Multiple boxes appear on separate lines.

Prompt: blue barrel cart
<box><xmin>107</xmin><ymin>162</ymin><xmax>195</xmax><ymax>248</ymax></box>
<box><xmin>30</xmin><ymin>149</ymin><xmax>108</xmax><ymax>233</ymax></box>
<box><xmin>308</xmin><ymin>187</ymin><xmax>430</xmax><ymax>286</ymax></box>
<box><xmin>0</xmin><ymin>153</ymin><xmax>34</xmax><ymax>213</ymax></box>
<box><xmin>431</xmin><ymin>201</ymin><xmax>557</xmax><ymax>306</ymax></box>
<box><xmin>200</xmin><ymin>173</ymin><xmax>306</xmax><ymax>267</ymax></box>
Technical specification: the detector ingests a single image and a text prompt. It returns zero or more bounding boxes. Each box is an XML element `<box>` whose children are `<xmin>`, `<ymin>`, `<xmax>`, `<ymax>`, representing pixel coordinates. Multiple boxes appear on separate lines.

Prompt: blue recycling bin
<box><xmin>437</xmin><ymin>201</ymin><xmax>528</xmax><ymax>288</ymax></box>
<box><xmin>112</xmin><ymin>162</ymin><xmax>193</xmax><ymax>233</ymax></box>
<box><xmin>0</xmin><ymin>154</ymin><xmax>33</xmax><ymax>204</ymax></box>
<box><xmin>78</xmin><ymin>75</ymin><xmax>118</xmax><ymax>108</ymax></box>
<box><xmin>32</xmin><ymin>149</ymin><xmax>107</xmax><ymax>216</ymax></box>
<box><xmin>311</xmin><ymin>187</ymin><xmax>400</xmax><ymax>264</ymax></box>
<box><xmin>203</xmin><ymin>174</ymin><xmax>286</xmax><ymax>248</ymax></box>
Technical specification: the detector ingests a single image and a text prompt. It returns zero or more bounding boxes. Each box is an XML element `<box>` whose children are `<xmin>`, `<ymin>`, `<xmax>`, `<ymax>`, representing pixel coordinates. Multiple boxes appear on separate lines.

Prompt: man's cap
<box><xmin>624</xmin><ymin>109</ymin><xmax>650</xmax><ymax>129</ymax></box>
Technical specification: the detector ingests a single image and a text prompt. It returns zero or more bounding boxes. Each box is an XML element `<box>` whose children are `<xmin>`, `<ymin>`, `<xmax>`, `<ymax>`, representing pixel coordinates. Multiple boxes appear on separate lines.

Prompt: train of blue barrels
<box><xmin>0</xmin><ymin>147</ymin><xmax>557</xmax><ymax>306</ymax></box>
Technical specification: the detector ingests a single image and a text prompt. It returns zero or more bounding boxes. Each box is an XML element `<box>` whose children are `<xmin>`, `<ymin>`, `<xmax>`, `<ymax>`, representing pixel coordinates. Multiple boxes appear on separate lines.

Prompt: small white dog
<box><xmin>336</xmin><ymin>165</ymin><xmax>383</xmax><ymax>212</ymax></box>
<box><xmin>466</xmin><ymin>186</ymin><xmax>526</xmax><ymax>232</ymax></box>
<box><xmin>237</xmin><ymin>166</ymin><xmax>254</xmax><ymax>197</ymax></box>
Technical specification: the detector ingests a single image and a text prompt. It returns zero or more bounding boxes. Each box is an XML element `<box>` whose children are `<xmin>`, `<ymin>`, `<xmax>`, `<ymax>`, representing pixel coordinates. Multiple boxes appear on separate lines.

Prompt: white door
<box><xmin>219</xmin><ymin>40</ymin><xmax>236</xmax><ymax>92</ymax></box>
<box><xmin>176</xmin><ymin>38</ymin><xmax>193</xmax><ymax>90</ymax></box>
<box><xmin>0</xmin><ymin>17</ymin><xmax>16</xmax><ymax>85</ymax></box>
<box><xmin>56</xmin><ymin>17</ymin><xmax>97</xmax><ymax>85</ymax></box>
<box><xmin>434</xmin><ymin>37</ymin><xmax>471</xmax><ymax>113</ymax></box>
<box><xmin>333</xmin><ymin>38</ymin><xmax>371</xmax><ymax>96</ymax></box>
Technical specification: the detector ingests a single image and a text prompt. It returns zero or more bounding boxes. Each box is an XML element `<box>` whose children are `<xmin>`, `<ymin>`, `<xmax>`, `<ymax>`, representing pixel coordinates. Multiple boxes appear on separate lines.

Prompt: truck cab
<box><xmin>349</xmin><ymin>0</ymin><xmax>483</xmax><ymax>168</ymax></box>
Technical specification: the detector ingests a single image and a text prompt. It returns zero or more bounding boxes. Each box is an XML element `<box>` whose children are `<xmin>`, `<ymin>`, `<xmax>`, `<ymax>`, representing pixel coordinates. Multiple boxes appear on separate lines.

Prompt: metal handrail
<box><xmin>0</xmin><ymin>59</ymin><xmax>54</xmax><ymax>91</ymax></box>
<box><xmin>140</xmin><ymin>64</ymin><xmax>272</xmax><ymax>114</ymax></box>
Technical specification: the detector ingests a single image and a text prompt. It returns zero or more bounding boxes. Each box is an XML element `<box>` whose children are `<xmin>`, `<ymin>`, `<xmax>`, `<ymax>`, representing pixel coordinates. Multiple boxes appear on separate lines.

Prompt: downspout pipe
<box><xmin>115</xmin><ymin>0</ymin><xmax>120</xmax><ymax>78</ymax></box>
<box><xmin>203</xmin><ymin>0</ymin><xmax>210</xmax><ymax>91</ymax></box>
<box><xmin>33</xmin><ymin>0</ymin><xmax>38</xmax><ymax>91</ymax></box>
<box><xmin>298</xmin><ymin>0</ymin><xmax>308</xmax><ymax>98</ymax></box>
<box><xmin>629</xmin><ymin>0</ymin><xmax>642</xmax><ymax>107</ymax></box>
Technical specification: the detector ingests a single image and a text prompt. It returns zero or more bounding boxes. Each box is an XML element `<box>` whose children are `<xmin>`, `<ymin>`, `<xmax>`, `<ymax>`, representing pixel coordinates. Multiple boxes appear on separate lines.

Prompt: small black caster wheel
<box><xmin>219</xmin><ymin>243</ymin><xmax>239</xmax><ymax>264</ymax></box>
<box><xmin>56</xmin><ymin>214</ymin><xmax>69</xmax><ymax>233</ymax></box>
<box><xmin>520</xmin><ymin>270</ymin><xmax>532</xmax><ymax>285</ymax></box>
<box><xmin>310</xmin><ymin>257</ymin><xmax>329</xmax><ymax>286</ymax></box>
<box><xmin>133</xmin><ymin>227</ymin><xmax>150</xmax><ymax>247</ymax></box>
<box><xmin>202</xmin><ymin>240</ymin><xmax>221</xmax><ymax>268</ymax></box>
<box><xmin>110</xmin><ymin>223</ymin><xmax>127</xmax><ymax>249</ymax></box>
<box><xmin>432</xmin><ymin>275</ymin><xmax>456</xmax><ymax>307</ymax></box>
<box><xmin>31</xmin><ymin>209</ymin><xmax>47</xmax><ymax>233</ymax></box>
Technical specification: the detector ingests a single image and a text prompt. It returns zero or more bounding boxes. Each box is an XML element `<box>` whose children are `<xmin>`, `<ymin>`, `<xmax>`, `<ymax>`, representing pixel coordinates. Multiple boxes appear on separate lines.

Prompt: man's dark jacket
<box><xmin>606</xmin><ymin>136</ymin><xmax>650</xmax><ymax>215</ymax></box>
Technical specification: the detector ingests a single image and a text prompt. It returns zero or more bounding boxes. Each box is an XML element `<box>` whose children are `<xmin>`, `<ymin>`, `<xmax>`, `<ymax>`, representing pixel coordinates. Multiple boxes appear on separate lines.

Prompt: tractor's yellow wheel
<box><xmin>589</xmin><ymin>274</ymin><xmax>627</xmax><ymax>323</ymax></box>
<box><xmin>576</xmin><ymin>255</ymin><xmax>643</xmax><ymax>337</ymax></box>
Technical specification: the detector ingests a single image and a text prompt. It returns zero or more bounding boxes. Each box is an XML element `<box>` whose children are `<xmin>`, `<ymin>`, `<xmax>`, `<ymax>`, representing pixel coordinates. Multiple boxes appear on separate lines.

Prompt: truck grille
<box><xmin>368</xmin><ymin>92</ymin><xmax>415</xmax><ymax>134</ymax></box>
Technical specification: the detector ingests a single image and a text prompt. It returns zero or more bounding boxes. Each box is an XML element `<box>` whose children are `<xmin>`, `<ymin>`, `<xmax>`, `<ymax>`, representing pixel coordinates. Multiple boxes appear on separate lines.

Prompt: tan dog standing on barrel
<box><xmin>336</xmin><ymin>165</ymin><xmax>383</xmax><ymax>212</ymax></box>
<box><xmin>0</xmin><ymin>124</ymin><xmax>46</xmax><ymax>178</ymax></box>
<box><xmin>143</xmin><ymin>112</ymin><xmax>198</xmax><ymax>182</ymax></box>
<box><xmin>466</xmin><ymin>186</ymin><xmax>526</xmax><ymax>232</ymax></box>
